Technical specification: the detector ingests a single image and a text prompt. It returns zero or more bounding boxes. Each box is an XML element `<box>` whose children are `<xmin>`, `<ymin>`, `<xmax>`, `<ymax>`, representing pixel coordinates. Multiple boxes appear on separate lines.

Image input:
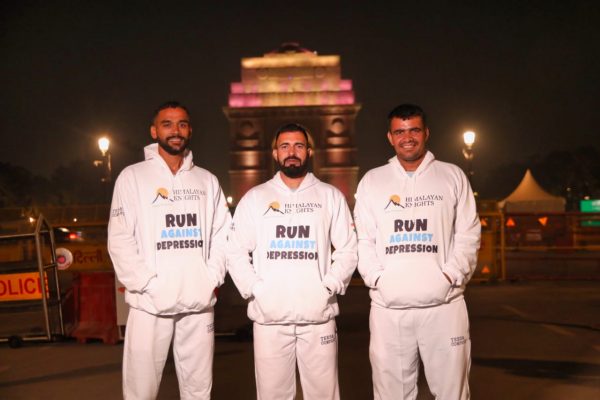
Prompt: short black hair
<box><xmin>387</xmin><ymin>104</ymin><xmax>427</xmax><ymax>128</ymax></box>
<box><xmin>151</xmin><ymin>101</ymin><xmax>191</xmax><ymax>125</ymax></box>
<box><xmin>272</xmin><ymin>123</ymin><xmax>314</xmax><ymax>149</ymax></box>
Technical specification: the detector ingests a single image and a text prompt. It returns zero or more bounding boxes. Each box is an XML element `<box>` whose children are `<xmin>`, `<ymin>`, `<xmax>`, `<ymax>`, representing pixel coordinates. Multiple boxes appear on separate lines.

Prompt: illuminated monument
<box><xmin>223</xmin><ymin>43</ymin><xmax>361</xmax><ymax>206</ymax></box>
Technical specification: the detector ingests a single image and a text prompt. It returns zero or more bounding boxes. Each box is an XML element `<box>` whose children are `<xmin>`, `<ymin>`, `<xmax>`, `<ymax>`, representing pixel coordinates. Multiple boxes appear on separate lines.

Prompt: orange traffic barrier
<box><xmin>71</xmin><ymin>271</ymin><xmax>119</xmax><ymax>344</ymax></box>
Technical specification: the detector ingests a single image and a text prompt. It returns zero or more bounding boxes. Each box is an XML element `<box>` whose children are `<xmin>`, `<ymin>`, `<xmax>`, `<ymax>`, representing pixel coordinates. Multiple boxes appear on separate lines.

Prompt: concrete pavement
<box><xmin>1</xmin><ymin>280</ymin><xmax>599</xmax><ymax>399</ymax></box>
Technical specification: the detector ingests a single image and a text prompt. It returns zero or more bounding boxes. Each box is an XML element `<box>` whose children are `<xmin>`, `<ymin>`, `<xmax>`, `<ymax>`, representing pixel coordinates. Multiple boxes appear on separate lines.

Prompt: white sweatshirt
<box><xmin>227</xmin><ymin>172</ymin><xmax>358</xmax><ymax>325</ymax></box>
<box><xmin>354</xmin><ymin>151</ymin><xmax>480</xmax><ymax>309</ymax></box>
<box><xmin>108</xmin><ymin>144</ymin><xmax>231</xmax><ymax>315</ymax></box>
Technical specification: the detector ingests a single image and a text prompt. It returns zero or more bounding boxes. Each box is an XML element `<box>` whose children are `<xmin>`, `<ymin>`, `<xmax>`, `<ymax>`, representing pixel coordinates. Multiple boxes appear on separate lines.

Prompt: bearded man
<box><xmin>108</xmin><ymin>101</ymin><xmax>230</xmax><ymax>399</ymax></box>
<box><xmin>227</xmin><ymin>123</ymin><xmax>358</xmax><ymax>400</ymax></box>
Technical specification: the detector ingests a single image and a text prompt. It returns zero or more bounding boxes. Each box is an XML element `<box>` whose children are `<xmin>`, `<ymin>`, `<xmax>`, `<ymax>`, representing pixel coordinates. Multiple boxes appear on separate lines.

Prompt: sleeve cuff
<box><xmin>442</xmin><ymin>266</ymin><xmax>463</xmax><ymax>286</ymax></box>
<box><xmin>368</xmin><ymin>270</ymin><xmax>384</xmax><ymax>289</ymax></box>
<box><xmin>250</xmin><ymin>280</ymin><xmax>265</xmax><ymax>299</ymax></box>
<box><xmin>141</xmin><ymin>276</ymin><xmax>158</xmax><ymax>294</ymax></box>
<box><xmin>322</xmin><ymin>274</ymin><xmax>342</xmax><ymax>295</ymax></box>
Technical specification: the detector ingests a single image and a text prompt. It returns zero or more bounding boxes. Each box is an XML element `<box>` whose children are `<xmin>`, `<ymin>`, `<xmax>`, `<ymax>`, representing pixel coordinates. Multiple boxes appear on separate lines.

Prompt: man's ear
<box><xmin>272</xmin><ymin>148</ymin><xmax>278</xmax><ymax>162</ymax></box>
<box><xmin>424</xmin><ymin>127</ymin><xmax>430</xmax><ymax>142</ymax></box>
<box><xmin>307</xmin><ymin>148</ymin><xmax>313</xmax><ymax>158</ymax></box>
<box><xmin>150</xmin><ymin>125</ymin><xmax>157</xmax><ymax>140</ymax></box>
<box><xmin>387</xmin><ymin>131</ymin><xmax>394</xmax><ymax>146</ymax></box>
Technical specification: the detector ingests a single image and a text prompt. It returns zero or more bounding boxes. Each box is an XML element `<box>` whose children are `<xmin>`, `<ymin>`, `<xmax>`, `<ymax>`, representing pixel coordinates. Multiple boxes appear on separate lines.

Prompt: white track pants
<box><xmin>123</xmin><ymin>307</ymin><xmax>215</xmax><ymax>400</ymax></box>
<box><xmin>253</xmin><ymin>320</ymin><xmax>340</xmax><ymax>400</ymax></box>
<box><xmin>369</xmin><ymin>299</ymin><xmax>471</xmax><ymax>400</ymax></box>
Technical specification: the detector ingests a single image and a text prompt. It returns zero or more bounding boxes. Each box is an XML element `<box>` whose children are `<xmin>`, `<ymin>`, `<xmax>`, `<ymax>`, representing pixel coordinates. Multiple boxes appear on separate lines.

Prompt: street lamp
<box><xmin>462</xmin><ymin>131</ymin><xmax>476</xmax><ymax>185</ymax></box>
<box><xmin>98</xmin><ymin>137</ymin><xmax>110</xmax><ymax>156</ymax></box>
<box><xmin>95</xmin><ymin>136</ymin><xmax>112</xmax><ymax>183</ymax></box>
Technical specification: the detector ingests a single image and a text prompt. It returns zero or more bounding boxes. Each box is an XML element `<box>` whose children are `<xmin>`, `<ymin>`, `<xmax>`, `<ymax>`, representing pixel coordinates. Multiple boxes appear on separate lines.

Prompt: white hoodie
<box><xmin>354</xmin><ymin>151</ymin><xmax>480</xmax><ymax>309</ymax></box>
<box><xmin>108</xmin><ymin>144</ymin><xmax>231</xmax><ymax>315</ymax></box>
<box><xmin>227</xmin><ymin>172</ymin><xmax>358</xmax><ymax>325</ymax></box>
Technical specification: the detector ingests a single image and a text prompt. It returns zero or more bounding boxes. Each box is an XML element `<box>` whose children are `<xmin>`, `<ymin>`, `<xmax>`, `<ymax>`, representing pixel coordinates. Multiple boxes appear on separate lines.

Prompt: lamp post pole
<box><xmin>462</xmin><ymin>131</ymin><xmax>476</xmax><ymax>187</ymax></box>
<box><xmin>98</xmin><ymin>137</ymin><xmax>112</xmax><ymax>183</ymax></box>
<box><xmin>96</xmin><ymin>137</ymin><xmax>112</xmax><ymax>203</ymax></box>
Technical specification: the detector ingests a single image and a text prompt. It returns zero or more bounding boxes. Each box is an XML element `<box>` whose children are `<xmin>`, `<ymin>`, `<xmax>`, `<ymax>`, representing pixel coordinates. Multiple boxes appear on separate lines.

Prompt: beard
<box><xmin>278</xmin><ymin>156</ymin><xmax>309</xmax><ymax>178</ymax></box>
<box><xmin>157</xmin><ymin>135</ymin><xmax>189</xmax><ymax>156</ymax></box>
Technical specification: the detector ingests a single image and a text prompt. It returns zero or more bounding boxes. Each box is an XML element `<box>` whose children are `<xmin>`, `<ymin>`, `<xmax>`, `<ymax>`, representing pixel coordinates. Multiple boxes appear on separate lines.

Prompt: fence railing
<box><xmin>2</xmin><ymin>207</ymin><xmax>599</xmax><ymax>280</ymax></box>
<box><xmin>475</xmin><ymin>212</ymin><xmax>600</xmax><ymax>281</ymax></box>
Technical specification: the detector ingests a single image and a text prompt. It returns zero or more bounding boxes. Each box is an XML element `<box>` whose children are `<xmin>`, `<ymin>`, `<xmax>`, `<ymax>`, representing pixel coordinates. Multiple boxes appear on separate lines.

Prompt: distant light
<box><xmin>98</xmin><ymin>137</ymin><xmax>110</xmax><ymax>155</ymax></box>
<box><xmin>584</xmin><ymin>196</ymin><xmax>590</xmax><ymax>200</ymax></box>
<box><xmin>226</xmin><ymin>196</ymin><xmax>233</xmax><ymax>204</ymax></box>
<box><xmin>28</xmin><ymin>217</ymin><xmax>35</xmax><ymax>224</ymax></box>
<box><xmin>230</xmin><ymin>82</ymin><xmax>244</xmax><ymax>94</ymax></box>
<box><xmin>538</xmin><ymin>216</ymin><xmax>548</xmax><ymax>227</ymax></box>
<box><xmin>339</xmin><ymin>80</ymin><xmax>353</xmax><ymax>91</ymax></box>
<box><xmin>73</xmin><ymin>217</ymin><xmax>78</xmax><ymax>222</ymax></box>
<box><xmin>241</xmin><ymin>55</ymin><xmax>339</xmax><ymax>69</ymax></box>
<box><xmin>463</xmin><ymin>131</ymin><xmax>476</xmax><ymax>147</ymax></box>
<box><xmin>354</xmin><ymin>193</ymin><xmax>358</xmax><ymax>199</ymax></box>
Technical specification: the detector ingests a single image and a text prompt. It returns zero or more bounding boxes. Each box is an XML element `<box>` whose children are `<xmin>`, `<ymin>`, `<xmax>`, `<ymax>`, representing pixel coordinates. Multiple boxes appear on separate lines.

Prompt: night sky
<box><xmin>2</xmin><ymin>1</ymin><xmax>599</xmax><ymax>199</ymax></box>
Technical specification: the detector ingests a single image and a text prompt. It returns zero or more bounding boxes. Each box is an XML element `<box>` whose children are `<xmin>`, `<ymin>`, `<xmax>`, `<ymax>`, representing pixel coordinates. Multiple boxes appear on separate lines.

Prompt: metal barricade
<box><xmin>472</xmin><ymin>212</ymin><xmax>505</xmax><ymax>282</ymax></box>
<box><xmin>0</xmin><ymin>214</ymin><xmax>65</xmax><ymax>347</ymax></box>
<box><xmin>502</xmin><ymin>212</ymin><xmax>600</xmax><ymax>280</ymax></box>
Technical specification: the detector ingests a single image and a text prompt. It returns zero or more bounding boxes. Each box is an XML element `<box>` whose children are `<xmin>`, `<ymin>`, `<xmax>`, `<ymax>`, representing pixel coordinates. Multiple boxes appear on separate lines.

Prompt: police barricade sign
<box><xmin>0</xmin><ymin>272</ymin><xmax>49</xmax><ymax>301</ymax></box>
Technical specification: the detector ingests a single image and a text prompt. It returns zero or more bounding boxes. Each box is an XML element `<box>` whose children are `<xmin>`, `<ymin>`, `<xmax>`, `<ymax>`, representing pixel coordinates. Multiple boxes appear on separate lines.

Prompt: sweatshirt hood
<box><xmin>388</xmin><ymin>150</ymin><xmax>436</xmax><ymax>178</ymax></box>
<box><xmin>271</xmin><ymin>171</ymin><xmax>319</xmax><ymax>193</ymax></box>
<box><xmin>387</xmin><ymin>151</ymin><xmax>436</xmax><ymax>220</ymax></box>
<box><xmin>144</xmin><ymin>143</ymin><xmax>194</xmax><ymax>172</ymax></box>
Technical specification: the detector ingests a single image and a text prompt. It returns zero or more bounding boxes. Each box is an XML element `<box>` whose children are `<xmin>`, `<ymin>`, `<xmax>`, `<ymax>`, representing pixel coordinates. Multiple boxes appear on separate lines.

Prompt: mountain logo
<box><xmin>384</xmin><ymin>194</ymin><xmax>404</xmax><ymax>210</ymax></box>
<box><xmin>263</xmin><ymin>201</ymin><xmax>285</xmax><ymax>215</ymax></box>
<box><xmin>152</xmin><ymin>188</ymin><xmax>173</xmax><ymax>204</ymax></box>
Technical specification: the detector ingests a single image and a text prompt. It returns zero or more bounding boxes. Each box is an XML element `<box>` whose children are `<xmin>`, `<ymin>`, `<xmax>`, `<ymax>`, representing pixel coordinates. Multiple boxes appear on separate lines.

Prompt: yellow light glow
<box><xmin>98</xmin><ymin>137</ymin><xmax>110</xmax><ymax>155</ymax></box>
<box><xmin>463</xmin><ymin>131</ymin><xmax>476</xmax><ymax>146</ymax></box>
<box><xmin>242</xmin><ymin>55</ymin><xmax>340</xmax><ymax>69</ymax></box>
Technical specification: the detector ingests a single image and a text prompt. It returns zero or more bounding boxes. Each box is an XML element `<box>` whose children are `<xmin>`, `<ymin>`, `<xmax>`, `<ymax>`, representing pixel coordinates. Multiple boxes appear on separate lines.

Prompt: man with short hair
<box><xmin>108</xmin><ymin>101</ymin><xmax>230</xmax><ymax>399</ymax></box>
<box><xmin>227</xmin><ymin>123</ymin><xmax>357</xmax><ymax>400</ymax></box>
<box><xmin>354</xmin><ymin>104</ymin><xmax>481</xmax><ymax>399</ymax></box>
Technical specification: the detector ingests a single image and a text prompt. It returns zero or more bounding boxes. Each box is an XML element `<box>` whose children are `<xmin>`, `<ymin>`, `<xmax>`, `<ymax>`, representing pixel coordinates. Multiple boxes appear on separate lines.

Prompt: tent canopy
<box><xmin>499</xmin><ymin>169</ymin><xmax>566</xmax><ymax>212</ymax></box>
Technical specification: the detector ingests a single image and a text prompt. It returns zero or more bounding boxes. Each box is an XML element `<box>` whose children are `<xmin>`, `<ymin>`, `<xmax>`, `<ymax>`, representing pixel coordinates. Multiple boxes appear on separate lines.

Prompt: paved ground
<box><xmin>1</xmin><ymin>280</ymin><xmax>599</xmax><ymax>399</ymax></box>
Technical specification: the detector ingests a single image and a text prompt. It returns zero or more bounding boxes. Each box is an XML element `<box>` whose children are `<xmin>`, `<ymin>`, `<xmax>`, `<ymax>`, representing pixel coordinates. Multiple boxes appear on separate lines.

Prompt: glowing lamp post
<box><xmin>98</xmin><ymin>137</ymin><xmax>110</xmax><ymax>156</ymax></box>
<box><xmin>462</xmin><ymin>131</ymin><xmax>476</xmax><ymax>186</ymax></box>
<box><xmin>96</xmin><ymin>137</ymin><xmax>112</xmax><ymax>184</ymax></box>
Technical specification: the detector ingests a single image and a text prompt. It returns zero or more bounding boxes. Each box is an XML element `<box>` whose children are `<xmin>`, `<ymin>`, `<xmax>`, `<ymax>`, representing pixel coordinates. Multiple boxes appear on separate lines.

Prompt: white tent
<box><xmin>498</xmin><ymin>169</ymin><xmax>566</xmax><ymax>212</ymax></box>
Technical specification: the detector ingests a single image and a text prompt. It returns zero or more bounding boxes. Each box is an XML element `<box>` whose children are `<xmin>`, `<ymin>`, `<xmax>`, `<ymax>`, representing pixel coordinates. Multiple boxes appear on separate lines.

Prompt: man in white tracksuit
<box><xmin>227</xmin><ymin>123</ymin><xmax>357</xmax><ymax>400</ymax></box>
<box><xmin>354</xmin><ymin>104</ymin><xmax>481</xmax><ymax>399</ymax></box>
<box><xmin>108</xmin><ymin>101</ymin><xmax>230</xmax><ymax>399</ymax></box>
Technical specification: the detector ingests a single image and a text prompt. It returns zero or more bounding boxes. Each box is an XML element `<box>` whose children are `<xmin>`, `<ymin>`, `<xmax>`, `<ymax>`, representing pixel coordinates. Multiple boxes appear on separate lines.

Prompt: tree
<box><xmin>50</xmin><ymin>159</ymin><xmax>109</xmax><ymax>204</ymax></box>
<box><xmin>0</xmin><ymin>162</ymin><xmax>55</xmax><ymax>207</ymax></box>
